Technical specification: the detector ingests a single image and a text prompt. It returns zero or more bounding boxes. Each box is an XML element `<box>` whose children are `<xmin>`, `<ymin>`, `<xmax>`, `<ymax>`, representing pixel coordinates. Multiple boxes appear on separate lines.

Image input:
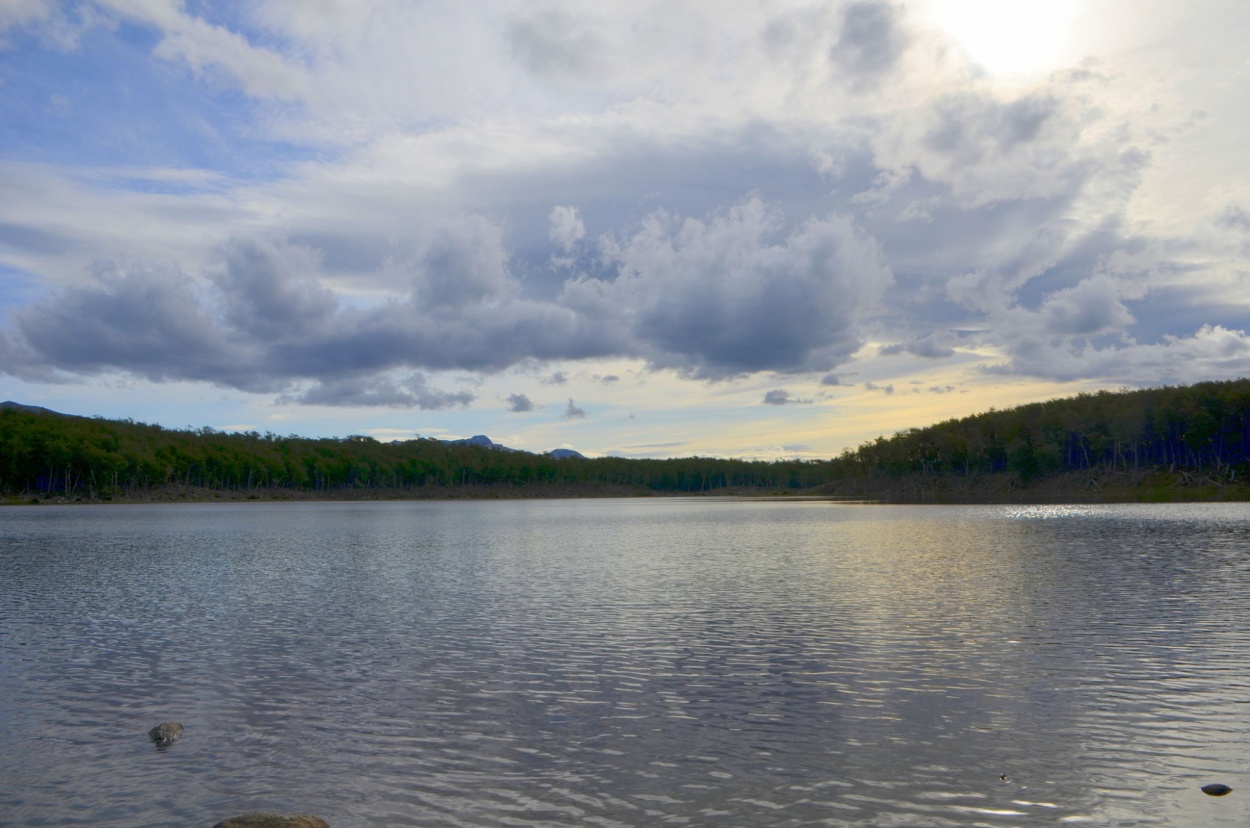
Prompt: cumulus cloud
<box><xmin>1038</xmin><ymin>276</ymin><xmax>1136</xmax><ymax>336</ymax></box>
<box><xmin>563</xmin><ymin>398</ymin><xmax>586</xmax><ymax>418</ymax></box>
<box><xmin>13</xmin><ymin>260</ymin><xmax>253</xmax><ymax>387</ymax></box>
<box><xmin>2</xmin><ymin>0</ymin><xmax>1248</xmax><ymax>425</ymax></box>
<box><xmin>506</xmin><ymin>392</ymin><xmax>534</xmax><ymax>412</ymax></box>
<box><xmin>211</xmin><ymin>239</ymin><xmax>337</xmax><ymax>343</ymax></box>
<box><xmin>579</xmin><ymin>197</ymin><xmax>892</xmax><ymax>378</ymax></box>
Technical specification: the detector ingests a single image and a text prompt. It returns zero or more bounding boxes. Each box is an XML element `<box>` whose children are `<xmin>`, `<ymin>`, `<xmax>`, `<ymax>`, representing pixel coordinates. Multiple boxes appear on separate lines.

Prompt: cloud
<box><xmin>879</xmin><ymin>336</ymin><xmax>957</xmax><ymax>359</ymax></box>
<box><xmin>992</xmin><ymin>324</ymin><xmax>1250</xmax><ymax>385</ymax></box>
<box><xmin>211</xmin><ymin>239</ymin><xmax>337</xmax><ymax>343</ymax></box>
<box><xmin>548</xmin><ymin>205</ymin><xmax>585</xmax><ymax>253</ymax></box>
<box><xmin>96</xmin><ymin>0</ymin><xmax>311</xmax><ymax>101</ymax></box>
<box><xmin>762</xmin><ymin>388</ymin><xmax>812</xmax><ymax>405</ymax></box>
<box><xmin>1038</xmin><ymin>276</ymin><xmax>1135</xmax><ymax>336</ymax></box>
<box><xmin>0</xmin><ymin>0</ymin><xmax>52</xmax><ymax>37</ymax></box>
<box><xmin>13</xmin><ymin>259</ymin><xmax>254</xmax><ymax>387</ymax></box>
<box><xmin>1216</xmin><ymin>202</ymin><xmax>1250</xmax><ymax>231</ymax></box>
<box><xmin>832</xmin><ymin>1</ymin><xmax>908</xmax><ymax>86</ymax></box>
<box><xmin>563</xmin><ymin>398</ymin><xmax>586</xmax><ymax>418</ymax></box>
<box><xmin>864</xmin><ymin>382</ymin><xmax>895</xmax><ymax>394</ymax></box>
<box><xmin>287</xmin><ymin>373</ymin><xmax>475</xmax><ymax>409</ymax></box>
<box><xmin>2</xmin><ymin>0</ymin><xmax>1249</xmax><ymax>431</ymax></box>
<box><xmin>577</xmin><ymin>197</ymin><xmax>892</xmax><ymax>378</ymax></box>
<box><xmin>506</xmin><ymin>392</ymin><xmax>534</xmax><ymax>412</ymax></box>
<box><xmin>506</xmin><ymin>9</ymin><xmax>604</xmax><ymax>79</ymax></box>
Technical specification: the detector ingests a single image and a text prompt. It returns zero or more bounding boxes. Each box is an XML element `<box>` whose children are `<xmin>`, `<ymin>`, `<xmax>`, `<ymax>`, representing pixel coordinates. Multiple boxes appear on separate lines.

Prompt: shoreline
<box><xmin>4</xmin><ymin>468</ymin><xmax>1249</xmax><ymax>506</ymax></box>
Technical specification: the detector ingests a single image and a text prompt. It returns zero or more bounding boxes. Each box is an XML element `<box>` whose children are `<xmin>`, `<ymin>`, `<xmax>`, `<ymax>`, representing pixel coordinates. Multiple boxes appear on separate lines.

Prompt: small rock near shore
<box><xmin>1201</xmin><ymin>783</ymin><xmax>1233</xmax><ymax>796</ymax></box>
<box><xmin>147</xmin><ymin>722</ymin><xmax>184</xmax><ymax>745</ymax></box>
<box><xmin>211</xmin><ymin>815</ymin><xmax>329</xmax><ymax>828</ymax></box>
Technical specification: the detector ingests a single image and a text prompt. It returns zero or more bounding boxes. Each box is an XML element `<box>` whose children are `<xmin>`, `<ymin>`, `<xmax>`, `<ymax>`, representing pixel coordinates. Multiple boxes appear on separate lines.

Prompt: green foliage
<box><xmin>0</xmin><ymin>409</ymin><xmax>828</xmax><ymax>496</ymax></box>
<box><xmin>837</xmin><ymin>379</ymin><xmax>1250</xmax><ymax>481</ymax></box>
<box><xmin>3</xmin><ymin>378</ymin><xmax>1248</xmax><ymax>498</ymax></box>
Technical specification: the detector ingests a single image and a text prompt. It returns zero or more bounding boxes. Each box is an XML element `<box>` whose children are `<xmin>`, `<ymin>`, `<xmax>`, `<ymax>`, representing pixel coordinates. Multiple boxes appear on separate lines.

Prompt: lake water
<box><xmin>1</xmin><ymin>499</ymin><xmax>1248</xmax><ymax>827</ymax></box>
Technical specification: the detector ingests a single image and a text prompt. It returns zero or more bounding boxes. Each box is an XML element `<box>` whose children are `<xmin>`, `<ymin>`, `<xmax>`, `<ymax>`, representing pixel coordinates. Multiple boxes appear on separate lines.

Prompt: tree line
<box><xmin>2</xmin><ymin>378</ymin><xmax>1248</xmax><ymax>499</ymax></box>
<box><xmin>0</xmin><ymin>409</ymin><xmax>827</xmax><ymax>498</ymax></box>
<box><xmin>829</xmin><ymin>378</ymin><xmax>1250</xmax><ymax>483</ymax></box>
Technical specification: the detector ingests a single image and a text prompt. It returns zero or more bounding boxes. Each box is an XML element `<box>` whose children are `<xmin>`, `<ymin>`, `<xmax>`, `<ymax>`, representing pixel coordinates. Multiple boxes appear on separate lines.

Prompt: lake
<box><xmin>1</xmin><ymin>499</ymin><xmax>1248</xmax><ymax>827</ymax></box>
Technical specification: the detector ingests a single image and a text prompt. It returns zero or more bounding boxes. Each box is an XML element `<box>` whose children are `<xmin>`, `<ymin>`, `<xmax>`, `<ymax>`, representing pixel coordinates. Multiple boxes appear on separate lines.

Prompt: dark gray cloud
<box><xmin>14</xmin><ymin>260</ymin><xmax>264</xmax><ymax>388</ymax></box>
<box><xmin>506</xmin><ymin>392</ymin><xmax>534</xmax><ymax>412</ymax></box>
<box><xmin>2</xmin><ymin>90</ymin><xmax>1243</xmax><ymax>408</ymax></box>
<box><xmin>506</xmin><ymin>10</ymin><xmax>604</xmax><ymax>78</ymax></box>
<box><xmin>924</xmin><ymin>93</ymin><xmax>1059</xmax><ymax>160</ymax></box>
<box><xmin>563</xmin><ymin>398</ymin><xmax>585</xmax><ymax>418</ymax></box>
<box><xmin>571</xmin><ymin>197</ymin><xmax>892</xmax><ymax>379</ymax></box>
<box><xmin>762</xmin><ymin>388</ymin><xmax>811</xmax><ymax>405</ymax></box>
<box><xmin>819</xmin><ymin>373</ymin><xmax>841</xmax><ymax>386</ymax></box>
<box><xmin>832</xmin><ymin>2</ymin><xmax>907</xmax><ymax>85</ymax></box>
<box><xmin>1038</xmin><ymin>276</ymin><xmax>1134</xmax><ymax>336</ymax></box>
<box><xmin>879</xmin><ymin>336</ymin><xmax>956</xmax><ymax>359</ymax></box>
<box><xmin>213</xmin><ymin>238</ymin><xmax>337</xmax><ymax>342</ymax></box>
<box><xmin>288</xmin><ymin>374</ymin><xmax>475</xmax><ymax>409</ymax></box>
<box><xmin>1216</xmin><ymin>202</ymin><xmax>1250</xmax><ymax>231</ymax></box>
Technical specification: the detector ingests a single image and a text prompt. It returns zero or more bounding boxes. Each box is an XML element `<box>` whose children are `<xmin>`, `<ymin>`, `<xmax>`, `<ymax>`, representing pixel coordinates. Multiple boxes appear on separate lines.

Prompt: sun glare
<box><xmin>923</xmin><ymin>0</ymin><xmax>1079</xmax><ymax>77</ymax></box>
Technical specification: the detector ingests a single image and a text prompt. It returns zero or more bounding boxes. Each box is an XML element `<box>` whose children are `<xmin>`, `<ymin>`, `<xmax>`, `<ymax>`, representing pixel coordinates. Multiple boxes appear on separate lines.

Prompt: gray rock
<box><xmin>211</xmin><ymin>814</ymin><xmax>329</xmax><ymax>828</ymax></box>
<box><xmin>1201</xmin><ymin>783</ymin><xmax>1233</xmax><ymax>796</ymax></box>
<box><xmin>147</xmin><ymin>722</ymin><xmax>183</xmax><ymax>745</ymax></box>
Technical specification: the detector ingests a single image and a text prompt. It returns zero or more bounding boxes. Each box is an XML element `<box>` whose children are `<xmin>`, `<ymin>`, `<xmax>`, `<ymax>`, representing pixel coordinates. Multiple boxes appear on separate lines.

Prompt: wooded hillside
<box><xmin>2</xmin><ymin>378</ymin><xmax>1248</xmax><ymax>502</ymax></box>
<box><xmin>833</xmin><ymin>379</ymin><xmax>1250</xmax><ymax>481</ymax></box>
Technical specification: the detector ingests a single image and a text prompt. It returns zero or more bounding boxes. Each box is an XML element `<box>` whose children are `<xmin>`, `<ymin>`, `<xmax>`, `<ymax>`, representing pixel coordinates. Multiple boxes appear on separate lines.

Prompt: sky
<box><xmin>1</xmin><ymin>0</ymin><xmax>1248</xmax><ymax>459</ymax></box>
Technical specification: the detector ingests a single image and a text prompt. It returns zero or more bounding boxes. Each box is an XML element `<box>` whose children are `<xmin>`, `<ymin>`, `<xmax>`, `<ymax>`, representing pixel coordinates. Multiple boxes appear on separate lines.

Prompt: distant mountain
<box><xmin>440</xmin><ymin>434</ymin><xmax>583</xmax><ymax>458</ymax></box>
<box><xmin>0</xmin><ymin>401</ymin><xmax>64</xmax><ymax>416</ymax></box>
<box><xmin>440</xmin><ymin>434</ymin><xmax>515</xmax><ymax>451</ymax></box>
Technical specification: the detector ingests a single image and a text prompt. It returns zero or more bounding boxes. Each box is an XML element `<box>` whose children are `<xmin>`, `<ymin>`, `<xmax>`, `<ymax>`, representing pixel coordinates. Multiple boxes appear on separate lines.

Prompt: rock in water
<box><xmin>212</xmin><ymin>815</ymin><xmax>329</xmax><ymax>828</ymax></box>
<box><xmin>1201</xmin><ymin>783</ymin><xmax>1233</xmax><ymax>797</ymax></box>
<box><xmin>147</xmin><ymin>722</ymin><xmax>183</xmax><ymax>745</ymax></box>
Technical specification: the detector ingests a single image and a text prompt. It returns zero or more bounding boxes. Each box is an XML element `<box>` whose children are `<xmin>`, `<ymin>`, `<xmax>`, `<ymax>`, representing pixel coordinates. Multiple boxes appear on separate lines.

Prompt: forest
<box><xmin>2</xmin><ymin>378</ymin><xmax>1249</xmax><ymax>502</ymax></box>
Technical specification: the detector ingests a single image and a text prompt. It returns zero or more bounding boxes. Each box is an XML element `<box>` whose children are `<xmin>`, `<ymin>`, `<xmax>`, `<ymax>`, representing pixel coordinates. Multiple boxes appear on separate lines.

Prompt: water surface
<box><xmin>1</xmin><ymin>499</ymin><xmax>1248</xmax><ymax>826</ymax></box>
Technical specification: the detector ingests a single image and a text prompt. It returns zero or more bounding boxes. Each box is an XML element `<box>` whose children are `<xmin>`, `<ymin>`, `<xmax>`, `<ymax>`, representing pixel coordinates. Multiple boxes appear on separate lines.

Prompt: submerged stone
<box><xmin>211</xmin><ymin>815</ymin><xmax>329</xmax><ymax>828</ymax></box>
<box><xmin>147</xmin><ymin>722</ymin><xmax>183</xmax><ymax>745</ymax></box>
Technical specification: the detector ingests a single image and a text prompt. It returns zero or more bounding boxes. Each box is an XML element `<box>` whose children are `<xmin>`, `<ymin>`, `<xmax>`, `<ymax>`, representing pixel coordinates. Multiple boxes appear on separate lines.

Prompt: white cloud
<box><xmin>548</xmin><ymin>205</ymin><xmax>585</xmax><ymax>254</ymax></box>
<box><xmin>96</xmin><ymin>0</ymin><xmax>311</xmax><ymax>100</ymax></box>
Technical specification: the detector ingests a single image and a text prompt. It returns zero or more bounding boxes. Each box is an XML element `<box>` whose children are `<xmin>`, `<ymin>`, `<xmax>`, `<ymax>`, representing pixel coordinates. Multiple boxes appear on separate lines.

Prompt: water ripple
<box><xmin>1</xmin><ymin>501</ymin><xmax>1249</xmax><ymax>826</ymax></box>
